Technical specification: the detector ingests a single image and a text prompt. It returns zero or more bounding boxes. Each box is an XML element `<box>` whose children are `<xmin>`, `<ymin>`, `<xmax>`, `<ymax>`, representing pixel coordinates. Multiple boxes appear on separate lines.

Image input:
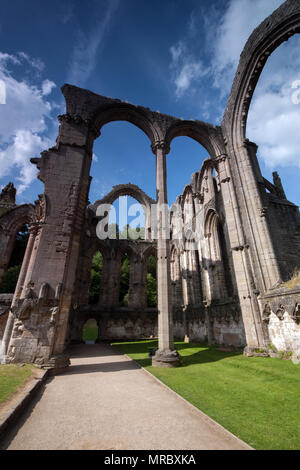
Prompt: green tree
<box><xmin>0</xmin><ymin>225</ymin><xmax>29</xmax><ymax>294</ymax></box>
<box><xmin>89</xmin><ymin>251</ymin><xmax>103</xmax><ymax>304</ymax></box>
<box><xmin>119</xmin><ymin>255</ymin><xmax>130</xmax><ymax>305</ymax></box>
<box><xmin>146</xmin><ymin>273</ymin><xmax>157</xmax><ymax>307</ymax></box>
<box><xmin>0</xmin><ymin>265</ymin><xmax>21</xmax><ymax>294</ymax></box>
<box><xmin>119</xmin><ymin>224</ymin><xmax>145</xmax><ymax>240</ymax></box>
<box><xmin>146</xmin><ymin>255</ymin><xmax>157</xmax><ymax>307</ymax></box>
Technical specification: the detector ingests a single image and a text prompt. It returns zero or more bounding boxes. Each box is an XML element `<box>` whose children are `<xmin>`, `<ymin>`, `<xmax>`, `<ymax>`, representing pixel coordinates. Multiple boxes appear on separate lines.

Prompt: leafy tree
<box><xmin>0</xmin><ymin>225</ymin><xmax>29</xmax><ymax>294</ymax></box>
<box><xmin>0</xmin><ymin>265</ymin><xmax>21</xmax><ymax>294</ymax></box>
<box><xmin>146</xmin><ymin>255</ymin><xmax>157</xmax><ymax>307</ymax></box>
<box><xmin>146</xmin><ymin>273</ymin><xmax>157</xmax><ymax>307</ymax></box>
<box><xmin>147</xmin><ymin>254</ymin><xmax>156</xmax><ymax>279</ymax></box>
<box><xmin>89</xmin><ymin>251</ymin><xmax>103</xmax><ymax>304</ymax></box>
<box><xmin>119</xmin><ymin>224</ymin><xmax>145</xmax><ymax>240</ymax></box>
<box><xmin>119</xmin><ymin>255</ymin><xmax>130</xmax><ymax>305</ymax></box>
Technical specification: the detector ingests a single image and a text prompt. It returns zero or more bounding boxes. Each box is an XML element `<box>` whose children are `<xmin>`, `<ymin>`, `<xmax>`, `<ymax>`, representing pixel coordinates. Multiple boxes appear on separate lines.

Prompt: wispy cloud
<box><xmin>247</xmin><ymin>35</ymin><xmax>300</xmax><ymax>168</ymax></box>
<box><xmin>207</xmin><ymin>0</ymin><xmax>300</xmax><ymax>168</ymax></box>
<box><xmin>210</xmin><ymin>0</ymin><xmax>284</xmax><ymax>97</ymax></box>
<box><xmin>169</xmin><ymin>40</ymin><xmax>209</xmax><ymax>98</ymax></box>
<box><xmin>168</xmin><ymin>0</ymin><xmax>300</xmax><ymax>171</ymax></box>
<box><xmin>67</xmin><ymin>0</ymin><xmax>120</xmax><ymax>87</ymax></box>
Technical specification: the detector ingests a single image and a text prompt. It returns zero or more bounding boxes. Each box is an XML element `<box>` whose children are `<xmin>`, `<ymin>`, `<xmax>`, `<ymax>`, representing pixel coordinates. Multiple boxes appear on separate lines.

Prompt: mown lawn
<box><xmin>112</xmin><ymin>340</ymin><xmax>300</xmax><ymax>450</ymax></box>
<box><xmin>0</xmin><ymin>364</ymin><xmax>35</xmax><ymax>405</ymax></box>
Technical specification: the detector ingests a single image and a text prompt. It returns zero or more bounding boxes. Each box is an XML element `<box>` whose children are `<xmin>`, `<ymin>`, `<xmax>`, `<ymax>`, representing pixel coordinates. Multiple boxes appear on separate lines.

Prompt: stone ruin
<box><xmin>0</xmin><ymin>0</ymin><xmax>300</xmax><ymax>371</ymax></box>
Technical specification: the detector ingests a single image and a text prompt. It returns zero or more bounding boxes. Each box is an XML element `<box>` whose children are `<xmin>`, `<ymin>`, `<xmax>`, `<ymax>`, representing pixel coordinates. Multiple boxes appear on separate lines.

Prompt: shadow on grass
<box><xmin>113</xmin><ymin>340</ymin><xmax>241</xmax><ymax>368</ymax></box>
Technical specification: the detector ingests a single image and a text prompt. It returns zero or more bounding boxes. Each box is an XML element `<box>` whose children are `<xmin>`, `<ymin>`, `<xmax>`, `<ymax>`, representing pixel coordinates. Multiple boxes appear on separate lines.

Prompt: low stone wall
<box><xmin>70</xmin><ymin>301</ymin><xmax>246</xmax><ymax>348</ymax></box>
<box><xmin>100</xmin><ymin>309</ymin><xmax>158</xmax><ymax>340</ymax></box>
<box><xmin>69</xmin><ymin>308</ymin><xmax>158</xmax><ymax>342</ymax></box>
<box><xmin>259</xmin><ymin>286</ymin><xmax>300</xmax><ymax>355</ymax></box>
<box><xmin>173</xmin><ymin>300</ymin><xmax>246</xmax><ymax>348</ymax></box>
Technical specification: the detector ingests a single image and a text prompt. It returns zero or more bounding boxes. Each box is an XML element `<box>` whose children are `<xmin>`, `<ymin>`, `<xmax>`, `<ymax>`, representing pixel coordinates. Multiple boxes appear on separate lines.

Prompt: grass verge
<box><xmin>0</xmin><ymin>364</ymin><xmax>35</xmax><ymax>407</ymax></box>
<box><xmin>112</xmin><ymin>339</ymin><xmax>300</xmax><ymax>450</ymax></box>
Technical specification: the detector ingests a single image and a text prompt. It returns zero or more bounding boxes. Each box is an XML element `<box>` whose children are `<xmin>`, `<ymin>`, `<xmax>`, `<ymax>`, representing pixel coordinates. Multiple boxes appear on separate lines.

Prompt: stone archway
<box><xmin>2</xmin><ymin>1</ymin><xmax>300</xmax><ymax>369</ymax></box>
<box><xmin>0</xmin><ymin>203</ymin><xmax>35</xmax><ymax>287</ymax></box>
<box><xmin>89</xmin><ymin>183</ymin><xmax>155</xmax><ymax>241</ymax></box>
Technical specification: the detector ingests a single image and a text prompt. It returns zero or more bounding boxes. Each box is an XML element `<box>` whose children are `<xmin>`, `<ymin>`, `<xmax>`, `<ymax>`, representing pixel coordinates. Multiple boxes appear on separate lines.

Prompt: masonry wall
<box><xmin>259</xmin><ymin>287</ymin><xmax>300</xmax><ymax>355</ymax></box>
<box><xmin>173</xmin><ymin>302</ymin><xmax>246</xmax><ymax>348</ymax></box>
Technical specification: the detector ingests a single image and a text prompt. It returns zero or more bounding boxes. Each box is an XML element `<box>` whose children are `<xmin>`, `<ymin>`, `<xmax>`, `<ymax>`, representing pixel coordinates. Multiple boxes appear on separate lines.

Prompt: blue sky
<box><xmin>0</xmin><ymin>0</ymin><xmax>299</xmax><ymax>216</ymax></box>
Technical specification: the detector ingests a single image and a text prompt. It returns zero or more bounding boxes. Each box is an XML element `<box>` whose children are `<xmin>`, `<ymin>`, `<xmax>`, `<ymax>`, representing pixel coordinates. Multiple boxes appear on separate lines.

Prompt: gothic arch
<box><xmin>0</xmin><ymin>204</ymin><xmax>35</xmax><ymax>286</ymax></box>
<box><xmin>89</xmin><ymin>183</ymin><xmax>155</xmax><ymax>240</ymax></box>
<box><xmin>93</xmin><ymin>103</ymin><xmax>161</xmax><ymax>146</ymax></box>
<box><xmin>61</xmin><ymin>84</ymin><xmax>163</xmax><ymax>148</ymax></box>
<box><xmin>223</xmin><ymin>0</ymin><xmax>300</xmax><ymax>144</ymax></box>
<box><xmin>90</xmin><ymin>183</ymin><xmax>155</xmax><ymax>211</ymax></box>
<box><xmin>165</xmin><ymin>120</ymin><xmax>225</xmax><ymax>159</ymax></box>
<box><xmin>0</xmin><ymin>204</ymin><xmax>35</xmax><ymax>235</ymax></box>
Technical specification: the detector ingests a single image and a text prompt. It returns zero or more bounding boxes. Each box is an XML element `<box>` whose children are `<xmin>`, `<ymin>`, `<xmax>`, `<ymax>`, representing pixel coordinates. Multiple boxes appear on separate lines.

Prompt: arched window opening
<box><xmin>146</xmin><ymin>254</ymin><xmax>157</xmax><ymax>307</ymax></box>
<box><xmin>88</xmin><ymin>251</ymin><xmax>103</xmax><ymax>304</ymax></box>
<box><xmin>217</xmin><ymin>220</ymin><xmax>234</xmax><ymax>298</ymax></box>
<box><xmin>119</xmin><ymin>253</ymin><xmax>130</xmax><ymax>306</ymax></box>
<box><xmin>167</xmin><ymin>136</ymin><xmax>210</xmax><ymax>206</ymax></box>
<box><xmin>90</xmin><ymin>121</ymin><xmax>156</xmax><ymax>204</ymax></box>
<box><xmin>247</xmin><ymin>34</ymin><xmax>300</xmax><ymax>207</ymax></box>
<box><xmin>205</xmin><ymin>211</ymin><xmax>228</xmax><ymax>301</ymax></box>
<box><xmin>246</xmin><ymin>34</ymin><xmax>300</xmax><ymax>280</ymax></box>
<box><xmin>109</xmin><ymin>196</ymin><xmax>146</xmax><ymax>241</ymax></box>
<box><xmin>212</xmin><ymin>168</ymin><xmax>219</xmax><ymax>193</ymax></box>
<box><xmin>82</xmin><ymin>318</ymin><xmax>99</xmax><ymax>344</ymax></box>
<box><xmin>0</xmin><ymin>224</ymin><xmax>29</xmax><ymax>294</ymax></box>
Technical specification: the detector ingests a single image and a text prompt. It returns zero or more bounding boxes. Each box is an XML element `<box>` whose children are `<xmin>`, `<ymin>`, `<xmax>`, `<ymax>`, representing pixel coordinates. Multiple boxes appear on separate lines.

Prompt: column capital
<box><xmin>214</xmin><ymin>153</ymin><xmax>229</xmax><ymax>164</ymax></box>
<box><xmin>151</xmin><ymin>140</ymin><xmax>170</xmax><ymax>155</ymax></box>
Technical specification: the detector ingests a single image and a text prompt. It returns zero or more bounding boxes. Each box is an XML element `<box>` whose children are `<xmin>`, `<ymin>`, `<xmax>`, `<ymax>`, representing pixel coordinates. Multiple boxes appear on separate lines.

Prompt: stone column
<box><xmin>4</xmin><ymin>111</ymin><xmax>97</xmax><ymax>370</ymax></box>
<box><xmin>151</xmin><ymin>141</ymin><xmax>181</xmax><ymax>367</ymax></box>
<box><xmin>216</xmin><ymin>154</ymin><xmax>268</xmax><ymax>350</ymax></box>
<box><xmin>0</xmin><ymin>224</ymin><xmax>37</xmax><ymax>362</ymax></box>
<box><xmin>128</xmin><ymin>254</ymin><xmax>144</xmax><ymax>308</ymax></box>
<box><xmin>105</xmin><ymin>254</ymin><xmax>120</xmax><ymax>308</ymax></box>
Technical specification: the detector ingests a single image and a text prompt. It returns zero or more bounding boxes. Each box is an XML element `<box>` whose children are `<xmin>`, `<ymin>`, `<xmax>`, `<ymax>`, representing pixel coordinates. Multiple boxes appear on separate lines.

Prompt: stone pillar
<box><xmin>238</xmin><ymin>141</ymin><xmax>282</xmax><ymax>290</ymax></box>
<box><xmin>0</xmin><ymin>224</ymin><xmax>37</xmax><ymax>362</ymax></box>
<box><xmin>151</xmin><ymin>142</ymin><xmax>181</xmax><ymax>367</ymax></box>
<box><xmin>3</xmin><ymin>110</ymin><xmax>98</xmax><ymax>370</ymax></box>
<box><xmin>216</xmin><ymin>154</ymin><xmax>268</xmax><ymax>350</ymax></box>
<box><xmin>128</xmin><ymin>254</ymin><xmax>144</xmax><ymax>308</ymax></box>
<box><xmin>105</xmin><ymin>254</ymin><xmax>120</xmax><ymax>308</ymax></box>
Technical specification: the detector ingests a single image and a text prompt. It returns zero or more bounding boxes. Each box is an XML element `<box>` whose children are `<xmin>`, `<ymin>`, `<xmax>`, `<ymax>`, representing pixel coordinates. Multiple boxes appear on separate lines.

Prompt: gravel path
<box><xmin>2</xmin><ymin>343</ymin><xmax>251</xmax><ymax>450</ymax></box>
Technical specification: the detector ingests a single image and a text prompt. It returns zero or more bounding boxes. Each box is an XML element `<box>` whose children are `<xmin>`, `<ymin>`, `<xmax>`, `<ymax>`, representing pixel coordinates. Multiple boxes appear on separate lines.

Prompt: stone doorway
<box><xmin>82</xmin><ymin>319</ymin><xmax>99</xmax><ymax>344</ymax></box>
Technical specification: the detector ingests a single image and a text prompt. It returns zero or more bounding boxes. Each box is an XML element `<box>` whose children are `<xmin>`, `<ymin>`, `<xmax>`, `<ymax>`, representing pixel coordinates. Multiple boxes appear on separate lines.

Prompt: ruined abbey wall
<box><xmin>0</xmin><ymin>0</ymin><xmax>300</xmax><ymax>369</ymax></box>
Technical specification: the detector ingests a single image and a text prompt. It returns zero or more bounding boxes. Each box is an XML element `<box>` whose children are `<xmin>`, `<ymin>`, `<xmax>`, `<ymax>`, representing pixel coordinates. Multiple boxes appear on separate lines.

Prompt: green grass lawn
<box><xmin>0</xmin><ymin>364</ymin><xmax>35</xmax><ymax>406</ymax></box>
<box><xmin>82</xmin><ymin>322</ymin><xmax>98</xmax><ymax>342</ymax></box>
<box><xmin>112</xmin><ymin>339</ymin><xmax>300</xmax><ymax>450</ymax></box>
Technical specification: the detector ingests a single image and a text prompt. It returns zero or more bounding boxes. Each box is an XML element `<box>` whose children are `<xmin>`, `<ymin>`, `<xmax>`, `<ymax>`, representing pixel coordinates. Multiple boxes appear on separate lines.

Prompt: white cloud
<box><xmin>170</xmin><ymin>0</ymin><xmax>299</xmax><ymax>172</ymax></box>
<box><xmin>247</xmin><ymin>35</ymin><xmax>300</xmax><ymax>168</ymax></box>
<box><xmin>170</xmin><ymin>41</ymin><xmax>209</xmax><ymax>98</ymax></box>
<box><xmin>0</xmin><ymin>52</ymin><xmax>57</xmax><ymax>193</ymax></box>
<box><xmin>211</xmin><ymin>0</ymin><xmax>284</xmax><ymax>96</ymax></box>
<box><xmin>208</xmin><ymin>0</ymin><xmax>300</xmax><ymax>169</ymax></box>
<box><xmin>0</xmin><ymin>130</ymin><xmax>53</xmax><ymax>193</ymax></box>
<box><xmin>67</xmin><ymin>0</ymin><xmax>119</xmax><ymax>87</ymax></box>
<box><xmin>17</xmin><ymin>51</ymin><xmax>45</xmax><ymax>73</ymax></box>
<box><xmin>41</xmin><ymin>79</ymin><xmax>56</xmax><ymax>96</ymax></box>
